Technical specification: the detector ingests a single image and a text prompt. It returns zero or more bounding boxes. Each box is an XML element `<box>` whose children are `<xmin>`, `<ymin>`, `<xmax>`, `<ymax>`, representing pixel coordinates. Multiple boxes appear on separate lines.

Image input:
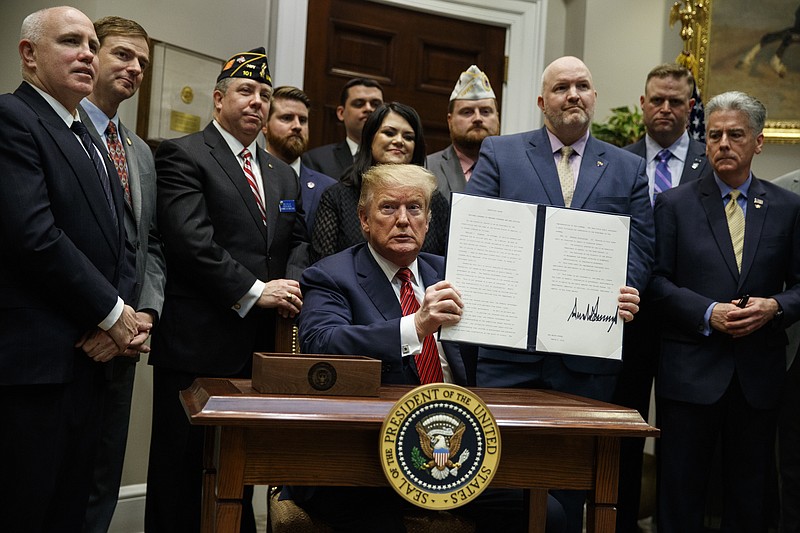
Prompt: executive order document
<box><xmin>440</xmin><ymin>193</ymin><xmax>629</xmax><ymax>360</ymax></box>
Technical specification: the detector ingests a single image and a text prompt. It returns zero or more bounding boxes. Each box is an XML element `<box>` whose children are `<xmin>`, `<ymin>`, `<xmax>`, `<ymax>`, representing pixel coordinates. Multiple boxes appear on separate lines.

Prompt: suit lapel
<box><xmin>334</xmin><ymin>141</ymin><xmax>353</xmax><ymax>175</ymax></box>
<box><xmin>739</xmin><ymin>177</ymin><xmax>768</xmax><ymax>287</ymax></box>
<box><xmin>355</xmin><ymin>245</ymin><xmax>402</xmax><ymax>321</ymax></box>
<box><xmin>525</xmin><ymin>129</ymin><xmax>563</xmax><ymax>205</ymax></box>
<box><xmin>205</xmin><ymin>126</ymin><xmax>268</xmax><ymax>242</ymax></box>
<box><xmin>571</xmin><ymin>136</ymin><xmax>608</xmax><ymax>209</ymax></box>
<box><xmin>699</xmin><ymin>175</ymin><xmax>740</xmax><ymax>280</ymax></box>
<box><xmin>119</xmin><ymin>123</ymin><xmax>143</xmax><ymax>224</ymax></box>
<box><xmin>442</xmin><ymin>145</ymin><xmax>467</xmax><ymax>195</ymax></box>
<box><xmin>257</xmin><ymin>148</ymin><xmax>279</xmax><ymax>250</ymax></box>
<box><xmin>679</xmin><ymin>140</ymin><xmax>709</xmax><ymax>184</ymax></box>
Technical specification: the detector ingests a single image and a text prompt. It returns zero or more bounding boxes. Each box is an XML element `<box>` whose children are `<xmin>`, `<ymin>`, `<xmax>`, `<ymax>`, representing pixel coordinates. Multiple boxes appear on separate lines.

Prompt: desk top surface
<box><xmin>181</xmin><ymin>378</ymin><xmax>658</xmax><ymax>437</ymax></box>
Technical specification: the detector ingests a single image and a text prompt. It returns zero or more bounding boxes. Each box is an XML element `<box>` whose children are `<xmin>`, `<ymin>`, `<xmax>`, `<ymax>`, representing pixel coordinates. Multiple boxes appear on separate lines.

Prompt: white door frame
<box><xmin>270</xmin><ymin>0</ymin><xmax>547</xmax><ymax>134</ymax></box>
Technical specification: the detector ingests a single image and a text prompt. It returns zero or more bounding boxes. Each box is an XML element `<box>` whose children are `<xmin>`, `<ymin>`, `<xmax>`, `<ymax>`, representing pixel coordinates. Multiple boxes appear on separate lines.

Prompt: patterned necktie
<box><xmin>653</xmin><ymin>149</ymin><xmax>672</xmax><ymax>201</ymax></box>
<box><xmin>396</xmin><ymin>267</ymin><xmax>444</xmax><ymax>384</ymax></box>
<box><xmin>240</xmin><ymin>149</ymin><xmax>267</xmax><ymax>226</ymax></box>
<box><xmin>71</xmin><ymin>120</ymin><xmax>117</xmax><ymax>228</ymax></box>
<box><xmin>557</xmin><ymin>146</ymin><xmax>575</xmax><ymax>207</ymax></box>
<box><xmin>726</xmin><ymin>190</ymin><xmax>745</xmax><ymax>272</ymax></box>
<box><xmin>105</xmin><ymin>121</ymin><xmax>131</xmax><ymax>207</ymax></box>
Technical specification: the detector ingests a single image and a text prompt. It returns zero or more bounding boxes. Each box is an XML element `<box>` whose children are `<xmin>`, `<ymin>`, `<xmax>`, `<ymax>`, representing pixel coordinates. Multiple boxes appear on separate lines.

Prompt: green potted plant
<box><xmin>591</xmin><ymin>105</ymin><xmax>645</xmax><ymax>147</ymax></box>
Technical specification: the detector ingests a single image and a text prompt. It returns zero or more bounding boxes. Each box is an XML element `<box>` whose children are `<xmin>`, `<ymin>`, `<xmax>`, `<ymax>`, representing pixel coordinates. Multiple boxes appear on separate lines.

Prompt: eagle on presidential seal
<box><xmin>414</xmin><ymin>413</ymin><xmax>471</xmax><ymax>480</ymax></box>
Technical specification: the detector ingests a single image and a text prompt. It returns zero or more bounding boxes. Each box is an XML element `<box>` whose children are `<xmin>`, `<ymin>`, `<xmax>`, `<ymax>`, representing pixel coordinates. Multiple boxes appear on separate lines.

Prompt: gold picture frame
<box><xmin>136</xmin><ymin>40</ymin><xmax>224</xmax><ymax>146</ymax></box>
<box><xmin>692</xmin><ymin>0</ymin><xmax>800</xmax><ymax>143</ymax></box>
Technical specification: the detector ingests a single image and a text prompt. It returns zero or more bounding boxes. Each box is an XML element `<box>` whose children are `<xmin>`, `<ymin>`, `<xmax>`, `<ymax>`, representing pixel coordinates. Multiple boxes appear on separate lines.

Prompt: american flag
<box><xmin>688</xmin><ymin>82</ymin><xmax>705</xmax><ymax>143</ymax></box>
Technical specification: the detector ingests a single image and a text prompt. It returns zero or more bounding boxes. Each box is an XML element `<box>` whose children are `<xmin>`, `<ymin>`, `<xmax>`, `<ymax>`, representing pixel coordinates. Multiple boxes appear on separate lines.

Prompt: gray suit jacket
<box><xmin>426</xmin><ymin>144</ymin><xmax>466</xmax><ymax>202</ymax></box>
<box><xmin>78</xmin><ymin>106</ymin><xmax>166</xmax><ymax>318</ymax></box>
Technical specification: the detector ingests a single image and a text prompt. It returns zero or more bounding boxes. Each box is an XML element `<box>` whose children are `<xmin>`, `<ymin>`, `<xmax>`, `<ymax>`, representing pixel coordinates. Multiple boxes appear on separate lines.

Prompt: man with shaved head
<box><xmin>465</xmin><ymin>56</ymin><xmax>654</xmax><ymax>533</ymax></box>
<box><xmin>0</xmin><ymin>6</ymin><xmax>139</xmax><ymax>531</ymax></box>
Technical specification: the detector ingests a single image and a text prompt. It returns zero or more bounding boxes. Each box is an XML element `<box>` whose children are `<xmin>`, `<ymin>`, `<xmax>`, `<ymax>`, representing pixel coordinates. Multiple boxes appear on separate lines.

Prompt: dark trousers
<box><xmin>0</xmin><ymin>353</ymin><xmax>105</xmax><ymax>533</ymax></box>
<box><xmin>657</xmin><ymin>376</ymin><xmax>778</xmax><ymax>533</ymax></box>
<box><xmin>83</xmin><ymin>357</ymin><xmax>137</xmax><ymax>533</ymax></box>
<box><xmin>612</xmin><ymin>317</ymin><xmax>659</xmax><ymax>533</ymax></box>
<box><xmin>780</xmin><ymin>355</ymin><xmax>800</xmax><ymax>533</ymax></box>
<box><xmin>477</xmin><ymin>356</ymin><xmax>617</xmax><ymax>533</ymax></box>
<box><xmin>144</xmin><ymin>365</ymin><xmax>256</xmax><ymax>533</ymax></box>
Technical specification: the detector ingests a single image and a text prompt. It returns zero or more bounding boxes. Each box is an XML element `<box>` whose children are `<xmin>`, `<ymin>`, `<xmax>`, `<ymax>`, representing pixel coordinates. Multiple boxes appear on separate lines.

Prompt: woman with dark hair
<box><xmin>311</xmin><ymin>102</ymin><xmax>450</xmax><ymax>262</ymax></box>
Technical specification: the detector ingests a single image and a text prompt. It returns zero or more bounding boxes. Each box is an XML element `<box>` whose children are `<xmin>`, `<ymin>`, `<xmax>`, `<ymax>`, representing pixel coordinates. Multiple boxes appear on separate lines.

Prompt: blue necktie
<box><xmin>71</xmin><ymin>120</ymin><xmax>118</xmax><ymax>229</ymax></box>
<box><xmin>653</xmin><ymin>149</ymin><xmax>672</xmax><ymax>201</ymax></box>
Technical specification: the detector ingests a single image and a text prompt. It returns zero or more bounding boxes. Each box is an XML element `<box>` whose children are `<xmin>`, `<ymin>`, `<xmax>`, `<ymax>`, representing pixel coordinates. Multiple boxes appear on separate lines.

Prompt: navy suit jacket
<box><xmin>151</xmin><ymin>123</ymin><xmax>310</xmax><ymax>376</ymax></box>
<box><xmin>650</xmin><ymin>174</ymin><xmax>800</xmax><ymax>409</ymax></box>
<box><xmin>0</xmin><ymin>83</ymin><xmax>134</xmax><ymax>384</ymax></box>
<box><xmin>624</xmin><ymin>135</ymin><xmax>710</xmax><ymax>187</ymax></box>
<box><xmin>465</xmin><ymin>127</ymin><xmax>655</xmax><ymax>374</ymax></box>
<box><xmin>298</xmin><ymin>163</ymin><xmax>336</xmax><ymax>233</ymax></box>
<box><xmin>298</xmin><ymin>243</ymin><xmax>467</xmax><ymax>386</ymax></box>
<box><xmin>302</xmin><ymin>140</ymin><xmax>352</xmax><ymax>181</ymax></box>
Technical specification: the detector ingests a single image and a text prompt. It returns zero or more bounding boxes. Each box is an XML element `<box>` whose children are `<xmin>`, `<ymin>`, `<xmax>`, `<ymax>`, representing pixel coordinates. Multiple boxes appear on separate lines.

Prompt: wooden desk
<box><xmin>181</xmin><ymin>378</ymin><xmax>658</xmax><ymax>533</ymax></box>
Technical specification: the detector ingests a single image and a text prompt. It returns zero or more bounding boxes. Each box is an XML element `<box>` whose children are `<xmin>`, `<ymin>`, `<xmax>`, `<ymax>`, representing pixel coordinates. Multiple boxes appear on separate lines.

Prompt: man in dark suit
<box><xmin>613</xmin><ymin>63</ymin><xmax>710</xmax><ymax>533</ymax></box>
<box><xmin>145</xmin><ymin>48</ymin><xmax>309</xmax><ymax>532</ymax></box>
<box><xmin>465</xmin><ymin>55</ymin><xmax>653</xmax><ymax>533</ymax></box>
<box><xmin>264</xmin><ymin>85</ymin><xmax>336</xmax><ymax>233</ymax></box>
<box><xmin>427</xmin><ymin>65</ymin><xmax>500</xmax><ymax>202</ymax></box>
<box><xmin>302</xmin><ymin>77</ymin><xmax>383</xmax><ymax>179</ymax></box>
<box><xmin>0</xmin><ymin>7</ymin><xmax>140</xmax><ymax>532</ymax></box>
<box><xmin>77</xmin><ymin>17</ymin><xmax>166</xmax><ymax>532</ymax></box>
<box><xmin>650</xmin><ymin>91</ymin><xmax>800</xmax><ymax>533</ymax></box>
<box><xmin>289</xmin><ymin>163</ymin><xmax>565</xmax><ymax>532</ymax></box>
<box><xmin>287</xmin><ymin>163</ymin><xmax>465</xmax><ymax>531</ymax></box>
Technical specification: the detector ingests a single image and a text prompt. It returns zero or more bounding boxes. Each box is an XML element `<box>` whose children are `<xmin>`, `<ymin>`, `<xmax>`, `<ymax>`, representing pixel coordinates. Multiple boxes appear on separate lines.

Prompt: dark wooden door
<box><xmin>304</xmin><ymin>0</ymin><xmax>506</xmax><ymax>153</ymax></box>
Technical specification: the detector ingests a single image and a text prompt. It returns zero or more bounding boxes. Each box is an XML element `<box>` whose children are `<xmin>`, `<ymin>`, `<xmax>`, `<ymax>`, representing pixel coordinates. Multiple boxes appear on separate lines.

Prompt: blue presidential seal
<box><xmin>379</xmin><ymin>383</ymin><xmax>501</xmax><ymax>510</ymax></box>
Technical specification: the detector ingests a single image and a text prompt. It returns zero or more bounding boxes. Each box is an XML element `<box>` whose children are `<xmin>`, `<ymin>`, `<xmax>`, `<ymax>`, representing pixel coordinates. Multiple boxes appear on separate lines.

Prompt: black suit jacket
<box><xmin>151</xmin><ymin>123</ymin><xmax>310</xmax><ymax>375</ymax></box>
<box><xmin>0</xmin><ymin>83</ymin><xmax>134</xmax><ymax>384</ymax></box>
<box><xmin>650</xmin><ymin>174</ymin><xmax>800</xmax><ymax>409</ymax></box>
<box><xmin>302</xmin><ymin>140</ymin><xmax>352</xmax><ymax>180</ymax></box>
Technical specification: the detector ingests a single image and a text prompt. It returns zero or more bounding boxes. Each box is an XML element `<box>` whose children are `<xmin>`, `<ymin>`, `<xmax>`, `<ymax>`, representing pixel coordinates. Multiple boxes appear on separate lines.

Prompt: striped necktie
<box><xmin>71</xmin><ymin>120</ymin><xmax>118</xmax><ymax>229</ymax></box>
<box><xmin>726</xmin><ymin>190</ymin><xmax>745</xmax><ymax>272</ymax></box>
<box><xmin>653</xmin><ymin>149</ymin><xmax>672</xmax><ymax>201</ymax></box>
<box><xmin>240</xmin><ymin>149</ymin><xmax>267</xmax><ymax>226</ymax></box>
<box><xmin>397</xmin><ymin>267</ymin><xmax>444</xmax><ymax>384</ymax></box>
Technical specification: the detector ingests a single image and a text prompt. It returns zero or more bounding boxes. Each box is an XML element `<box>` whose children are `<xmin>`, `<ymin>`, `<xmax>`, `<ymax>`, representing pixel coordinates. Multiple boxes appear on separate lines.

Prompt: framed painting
<box><xmin>136</xmin><ymin>41</ymin><xmax>224</xmax><ymax>145</ymax></box>
<box><xmin>693</xmin><ymin>0</ymin><xmax>800</xmax><ymax>143</ymax></box>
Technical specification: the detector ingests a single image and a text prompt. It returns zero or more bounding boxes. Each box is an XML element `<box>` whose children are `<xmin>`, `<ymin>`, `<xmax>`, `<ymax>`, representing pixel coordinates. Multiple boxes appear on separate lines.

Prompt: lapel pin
<box><xmin>268</xmin><ymin>163</ymin><xmax>273</xmax><ymax>169</ymax></box>
<box><xmin>597</xmin><ymin>161</ymin><xmax>604</xmax><ymax>167</ymax></box>
<box><xmin>307</xmin><ymin>181</ymin><xmax>316</xmax><ymax>189</ymax></box>
<box><xmin>754</xmin><ymin>198</ymin><xmax>764</xmax><ymax>208</ymax></box>
<box><xmin>126</xmin><ymin>138</ymin><xmax>132</xmax><ymax>146</ymax></box>
<box><xmin>691</xmin><ymin>158</ymin><xmax>701</xmax><ymax>169</ymax></box>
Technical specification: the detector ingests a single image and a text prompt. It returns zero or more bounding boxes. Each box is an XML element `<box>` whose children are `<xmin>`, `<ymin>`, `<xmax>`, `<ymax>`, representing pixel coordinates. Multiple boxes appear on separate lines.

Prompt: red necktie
<box><xmin>240</xmin><ymin>149</ymin><xmax>267</xmax><ymax>226</ymax></box>
<box><xmin>105</xmin><ymin>121</ymin><xmax>131</xmax><ymax>207</ymax></box>
<box><xmin>396</xmin><ymin>267</ymin><xmax>444</xmax><ymax>384</ymax></box>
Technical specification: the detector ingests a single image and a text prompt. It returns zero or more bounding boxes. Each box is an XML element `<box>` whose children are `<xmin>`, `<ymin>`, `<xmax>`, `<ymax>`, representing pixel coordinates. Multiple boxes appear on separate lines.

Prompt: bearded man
<box><xmin>427</xmin><ymin>65</ymin><xmax>500</xmax><ymax>202</ymax></box>
<box><xmin>265</xmin><ymin>85</ymin><xmax>336</xmax><ymax>232</ymax></box>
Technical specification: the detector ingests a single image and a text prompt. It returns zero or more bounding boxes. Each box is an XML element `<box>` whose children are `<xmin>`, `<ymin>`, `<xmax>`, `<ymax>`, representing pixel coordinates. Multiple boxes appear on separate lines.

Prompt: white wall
<box><xmin>2</xmin><ymin>0</ymin><xmax>798</xmax><ymax>491</ymax></box>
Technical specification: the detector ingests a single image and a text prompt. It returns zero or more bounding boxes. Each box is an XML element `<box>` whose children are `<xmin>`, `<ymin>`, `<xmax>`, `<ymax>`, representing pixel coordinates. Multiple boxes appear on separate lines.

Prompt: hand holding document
<box><xmin>440</xmin><ymin>193</ymin><xmax>629</xmax><ymax>360</ymax></box>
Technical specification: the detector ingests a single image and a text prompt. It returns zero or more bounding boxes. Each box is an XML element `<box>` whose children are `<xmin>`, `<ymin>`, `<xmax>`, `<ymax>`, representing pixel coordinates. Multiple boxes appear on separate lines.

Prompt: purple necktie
<box><xmin>653</xmin><ymin>149</ymin><xmax>672</xmax><ymax>201</ymax></box>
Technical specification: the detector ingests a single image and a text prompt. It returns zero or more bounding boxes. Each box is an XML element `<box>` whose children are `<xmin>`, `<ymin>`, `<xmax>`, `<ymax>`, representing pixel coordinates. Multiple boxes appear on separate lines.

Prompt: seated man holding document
<box><xmin>287</xmin><ymin>163</ymin><xmax>565</xmax><ymax>532</ymax></box>
<box><xmin>463</xmin><ymin>55</ymin><xmax>653</xmax><ymax>533</ymax></box>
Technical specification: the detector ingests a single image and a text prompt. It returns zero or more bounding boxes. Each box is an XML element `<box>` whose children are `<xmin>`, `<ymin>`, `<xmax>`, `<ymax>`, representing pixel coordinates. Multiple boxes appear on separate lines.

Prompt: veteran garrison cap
<box><xmin>449</xmin><ymin>65</ymin><xmax>495</xmax><ymax>101</ymax></box>
<box><xmin>217</xmin><ymin>47</ymin><xmax>272</xmax><ymax>86</ymax></box>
